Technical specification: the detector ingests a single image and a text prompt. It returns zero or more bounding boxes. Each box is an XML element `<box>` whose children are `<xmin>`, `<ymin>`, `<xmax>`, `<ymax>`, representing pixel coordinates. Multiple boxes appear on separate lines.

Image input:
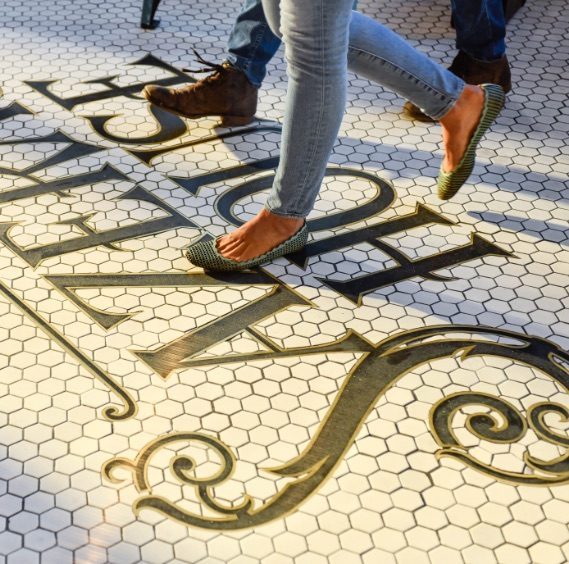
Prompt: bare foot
<box><xmin>217</xmin><ymin>209</ymin><xmax>304</xmax><ymax>262</ymax></box>
<box><xmin>439</xmin><ymin>85</ymin><xmax>485</xmax><ymax>173</ymax></box>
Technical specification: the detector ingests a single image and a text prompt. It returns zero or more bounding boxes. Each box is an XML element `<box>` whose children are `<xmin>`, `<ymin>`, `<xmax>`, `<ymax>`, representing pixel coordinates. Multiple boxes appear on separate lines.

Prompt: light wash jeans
<box><xmin>227</xmin><ymin>1</ymin><xmax>506</xmax><ymax>87</ymax></box>
<box><xmin>260</xmin><ymin>0</ymin><xmax>465</xmax><ymax>218</ymax></box>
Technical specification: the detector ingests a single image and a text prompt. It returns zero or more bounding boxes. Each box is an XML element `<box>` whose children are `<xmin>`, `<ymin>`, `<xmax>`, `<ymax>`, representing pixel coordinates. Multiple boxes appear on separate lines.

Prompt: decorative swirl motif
<box><xmin>102</xmin><ymin>397</ymin><xmax>137</xmax><ymax>422</ymax></box>
<box><xmin>431</xmin><ymin>392</ymin><xmax>527</xmax><ymax>446</ymax></box>
<box><xmin>525</xmin><ymin>403</ymin><xmax>569</xmax><ymax>476</ymax></box>
<box><xmin>430</xmin><ymin>393</ymin><xmax>569</xmax><ymax>485</ymax></box>
<box><xmin>528</xmin><ymin>403</ymin><xmax>569</xmax><ymax>447</ymax></box>
<box><xmin>103</xmin><ymin>325</ymin><xmax>569</xmax><ymax>529</ymax></box>
<box><xmin>103</xmin><ymin>433</ymin><xmax>255</xmax><ymax>524</ymax></box>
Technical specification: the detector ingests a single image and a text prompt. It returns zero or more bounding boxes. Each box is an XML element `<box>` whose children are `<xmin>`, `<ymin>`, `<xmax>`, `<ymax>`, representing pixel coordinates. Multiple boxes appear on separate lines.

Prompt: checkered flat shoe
<box><xmin>437</xmin><ymin>83</ymin><xmax>505</xmax><ymax>200</ymax></box>
<box><xmin>185</xmin><ymin>224</ymin><xmax>308</xmax><ymax>272</ymax></box>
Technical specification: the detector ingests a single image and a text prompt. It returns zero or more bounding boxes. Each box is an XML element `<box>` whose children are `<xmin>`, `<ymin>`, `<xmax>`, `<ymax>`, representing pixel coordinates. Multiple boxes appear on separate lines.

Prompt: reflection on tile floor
<box><xmin>1</xmin><ymin>0</ymin><xmax>568</xmax><ymax>562</ymax></box>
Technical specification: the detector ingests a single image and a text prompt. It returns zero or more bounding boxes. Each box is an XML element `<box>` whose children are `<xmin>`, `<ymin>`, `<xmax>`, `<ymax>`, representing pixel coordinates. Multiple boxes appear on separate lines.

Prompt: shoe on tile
<box><xmin>143</xmin><ymin>52</ymin><xmax>258</xmax><ymax>127</ymax></box>
<box><xmin>437</xmin><ymin>83</ymin><xmax>505</xmax><ymax>200</ymax></box>
<box><xmin>404</xmin><ymin>50</ymin><xmax>511</xmax><ymax>122</ymax></box>
<box><xmin>185</xmin><ymin>224</ymin><xmax>309</xmax><ymax>272</ymax></box>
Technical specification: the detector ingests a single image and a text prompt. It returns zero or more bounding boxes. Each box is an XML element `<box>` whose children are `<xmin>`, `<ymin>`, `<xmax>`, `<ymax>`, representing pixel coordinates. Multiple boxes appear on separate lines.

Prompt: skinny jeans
<box><xmin>260</xmin><ymin>0</ymin><xmax>465</xmax><ymax>218</ymax></box>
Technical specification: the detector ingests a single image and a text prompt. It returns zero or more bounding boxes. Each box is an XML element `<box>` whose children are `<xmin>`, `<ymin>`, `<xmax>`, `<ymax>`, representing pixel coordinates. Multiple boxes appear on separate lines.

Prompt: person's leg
<box><xmin>449</xmin><ymin>0</ymin><xmax>511</xmax><ymax>91</ymax></box>
<box><xmin>214</xmin><ymin>7</ymin><xmax>494</xmax><ymax>264</ymax></box>
<box><xmin>143</xmin><ymin>0</ymin><xmax>277</xmax><ymax>125</ymax></box>
<box><xmin>347</xmin><ymin>12</ymin><xmax>464</xmax><ymax>121</ymax></box>
<box><xmin>262</xmin><ymin>4</ymin><xmax>480</xmax><ymax>213</ymax></box>
<box><xmin>345</xmin><ymin>11</ymin><xmax>492</xmax><ymax>176</ymax></box>
<box><xmin>225</xmin><ymin>0</ymin><xmax>282</xmax><ymax>88</ymax></box>
<box><xmin>405</xmin><ymin>0</ymin><xmax>510</xmax><ymax>121</ymax></box>
<box><xmin>215</xmin><ymin>0</ymin><xmax>353</xmax><ymax>262</ymax></box>
<box><xmin>143</xmin><ymin>0</ymin><xmax>360</xmax><ymax>126</ymax></box>
<box><xmin>226</xmin><ymin>0</ymin><xmax>359</xmax><ymax>87</ymax></box>
<box><xmin>452</xmin><ymin>0</ymin><xmax>506</xmax><ymax>62</ymax></box>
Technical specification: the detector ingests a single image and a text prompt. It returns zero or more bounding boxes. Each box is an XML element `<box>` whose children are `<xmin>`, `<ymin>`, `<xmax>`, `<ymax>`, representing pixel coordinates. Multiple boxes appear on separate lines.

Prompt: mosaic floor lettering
<box><xmin>1</xmin><ymin>0</ymin><xmax>568</xmax><ymax>562</ymax></box>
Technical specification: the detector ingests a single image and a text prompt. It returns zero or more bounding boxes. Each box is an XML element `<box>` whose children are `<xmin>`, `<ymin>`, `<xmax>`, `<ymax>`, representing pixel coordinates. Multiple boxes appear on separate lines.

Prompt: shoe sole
<box><xmin>142</xmin><ymin>86</ymin><xmax>255</xmax><ymax>127</ymax></box>
<box><xmin>437</xmin><ymin>84</ymin><xmax>505</xmax><ymax>201</ymax></box>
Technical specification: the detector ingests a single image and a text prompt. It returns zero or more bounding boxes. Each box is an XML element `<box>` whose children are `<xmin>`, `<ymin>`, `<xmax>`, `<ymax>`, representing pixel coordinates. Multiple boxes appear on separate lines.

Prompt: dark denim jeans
<box><xmin>226</xmin><ymin>0</ymin><xmax>506</xmax><ymax>87</ymax></box>
<box><xmin>226</xmin><ymin>0</ymin><xmax>358</xmax><ymax>86</ymax></box>
<box><xmin>225</xmin><ymin>0</ymin><xmax>282</xmax><ymax>87</ymax></box>
<box><xmin>451</xmin><ymin>0</ymin><xmax>506</xmax><ymax>62</ymax></box>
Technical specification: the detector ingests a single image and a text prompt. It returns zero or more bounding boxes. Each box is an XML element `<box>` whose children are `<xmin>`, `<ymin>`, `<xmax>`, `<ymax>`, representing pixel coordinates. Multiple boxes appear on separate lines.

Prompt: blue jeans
<box><xmin>225</xmin><ymin>0</ymin><xmax>282</xmax><ymax>87</ymax></box>
<box><xmin>452</xmin><ymin>0</ymin><xmax>506</xmax><ymax>61</ymax></box>
<box><xmin>227</xmin><ymin>0</ymin><xmax>506</xmax><ymax>86</ymax></box>
<box><xmin>259</xmin><ymin>0</ymin><xmax>464</xmax><ymax>218</ymax></box>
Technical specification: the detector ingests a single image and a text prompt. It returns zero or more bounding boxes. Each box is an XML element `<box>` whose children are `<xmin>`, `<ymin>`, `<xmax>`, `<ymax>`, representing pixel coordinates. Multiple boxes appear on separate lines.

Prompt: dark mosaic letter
<box><xmin>25</xmin><ymin>54</ymin><xmax>191</xmax><ymax>111</ymax></box>
<box><xmin>0</xmin><ymin>185</ymin><xmax>197</xmax><ymax>267</ymax></box>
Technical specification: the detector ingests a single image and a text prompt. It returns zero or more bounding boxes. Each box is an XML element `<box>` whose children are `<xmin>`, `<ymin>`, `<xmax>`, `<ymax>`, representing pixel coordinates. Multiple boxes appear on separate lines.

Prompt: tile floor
<box><xmin>0</xmin><ymin>0</ymin><xmax>568</xmax><ymax>562</ymax></box>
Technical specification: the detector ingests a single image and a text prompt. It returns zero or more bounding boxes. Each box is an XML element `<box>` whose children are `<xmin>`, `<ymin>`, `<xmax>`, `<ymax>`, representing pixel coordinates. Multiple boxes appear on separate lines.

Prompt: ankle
<box><xmin>256</xmin><ymin>209</ymin><xmax>303</xmax><ymax>235</ymax></box>
<box><xmin>440</xmin><ymin>85</ymin><xmax>484</xmax><ymax>130</ymax></box>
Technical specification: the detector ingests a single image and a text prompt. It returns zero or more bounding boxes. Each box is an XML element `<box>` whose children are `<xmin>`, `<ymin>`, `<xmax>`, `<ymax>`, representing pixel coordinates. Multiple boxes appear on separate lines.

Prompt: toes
<box><xmin>218</xmin><ymin>238</ymin><xmax>248</xmax><ymax>261</ymax></box>
<box><xmin>217</xmin><ymin>236</ymin><xmax>242</xmax><ymax>255</ymax></box>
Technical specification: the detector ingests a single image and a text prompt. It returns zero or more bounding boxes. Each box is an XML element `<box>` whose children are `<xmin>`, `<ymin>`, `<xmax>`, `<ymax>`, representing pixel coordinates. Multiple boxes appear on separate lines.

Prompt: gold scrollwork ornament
<box><xmin>104</xmin><ymin>325</ymin><xmax>569</xmax><ymax>529</ymax></box>
<box><xmin>431</xmin><ymin>393</ymin><xmax>569</xmax><ymax>485</ymax></box>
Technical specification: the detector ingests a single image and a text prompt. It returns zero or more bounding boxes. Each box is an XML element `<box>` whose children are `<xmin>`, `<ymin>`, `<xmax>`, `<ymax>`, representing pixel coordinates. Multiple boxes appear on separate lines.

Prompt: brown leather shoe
<box><xmin>449</xmin><ymin>51</ymin><xmax>511</xmax><ymax>93</ymax></box>
<box><xmin>143</xmin><ymin>55</ymin><xmax>258</xmax><ymax>127</ymax></box>
<box><xmin>403</xmin><ymin>51</ymin><xmax>511</xmax><ymax>122</ymax></box>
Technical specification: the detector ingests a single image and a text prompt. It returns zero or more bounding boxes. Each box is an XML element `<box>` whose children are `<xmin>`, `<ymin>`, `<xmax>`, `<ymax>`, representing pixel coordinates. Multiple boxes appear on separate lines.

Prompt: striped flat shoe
<box><xmin>185</xmin><ymin>224</ymin><xmax>308</xmax><ymax>272</ymax></box>
<box><xmin>437</xmin><ymin>83</ymin><xmax>505</xmax><ymax>200</ymax></box>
